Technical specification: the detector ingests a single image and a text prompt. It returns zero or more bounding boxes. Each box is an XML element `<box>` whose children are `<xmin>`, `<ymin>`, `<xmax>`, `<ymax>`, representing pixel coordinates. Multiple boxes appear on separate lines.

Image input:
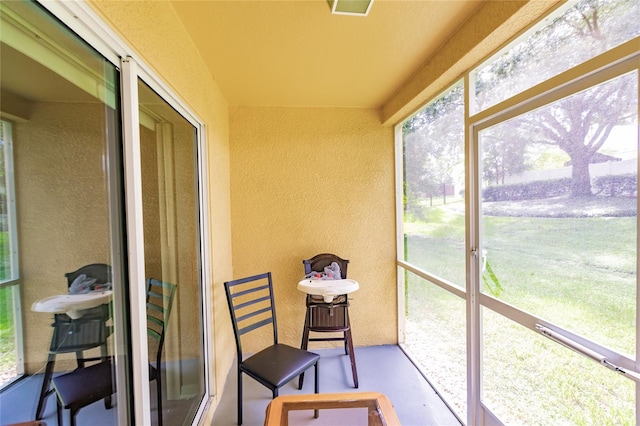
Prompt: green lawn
<box><xmin>403</xmin><ymin>198</ymin><xmax>637</xmax><ymax>425</ymax></box>
<box><xmin>0</xmin><ymin>231</ymin><xmax>16</xmax><ymax>387</ymax></box>
<box><xmin>0</xmin><ymin>285</ymin><xmax>16</xmax><ymax>387</ymax></box>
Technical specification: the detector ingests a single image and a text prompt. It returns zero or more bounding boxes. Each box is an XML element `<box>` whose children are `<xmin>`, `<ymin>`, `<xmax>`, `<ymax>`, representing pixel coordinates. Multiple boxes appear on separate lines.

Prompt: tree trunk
<box><xmin>571</xmin><ymin>155</ymin><xmax>592</xmax><ymax>197</ymax></box>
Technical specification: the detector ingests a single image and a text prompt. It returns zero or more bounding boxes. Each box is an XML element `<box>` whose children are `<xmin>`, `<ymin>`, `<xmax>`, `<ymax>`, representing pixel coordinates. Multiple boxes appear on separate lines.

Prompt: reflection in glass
<box><xmin>0</xmin><ymin>1</ymin><xmax>125</xmax><ymax>424</ymax></box>
<box><xmin>402</xmin><ymin>81</ymin><xmax>465</xmax><ymax>287</ymax></box>
<box><xmin>139</xmin><ymin>80</ymin><xmax>204</xmax><ymax>425</ymax></box>
<box><xmin>480</xmin><ymin>71</ymin><xmax>637</xmax><ymax>356</ymax></box>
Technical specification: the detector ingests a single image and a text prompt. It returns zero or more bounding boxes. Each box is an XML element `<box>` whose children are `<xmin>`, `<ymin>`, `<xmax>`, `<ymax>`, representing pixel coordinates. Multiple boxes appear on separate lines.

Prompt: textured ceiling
<box><xmin>171</xmin><ymin>0</ymin><xmax>483</xmax><ymax>108</ymax></box>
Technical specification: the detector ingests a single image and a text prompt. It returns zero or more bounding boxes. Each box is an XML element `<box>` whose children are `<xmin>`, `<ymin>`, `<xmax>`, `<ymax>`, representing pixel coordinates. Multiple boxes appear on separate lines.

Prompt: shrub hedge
<box><xmin>483</xmin><ymin>174</ymin><xmax>637</xmax><ymax>201</ymax></box>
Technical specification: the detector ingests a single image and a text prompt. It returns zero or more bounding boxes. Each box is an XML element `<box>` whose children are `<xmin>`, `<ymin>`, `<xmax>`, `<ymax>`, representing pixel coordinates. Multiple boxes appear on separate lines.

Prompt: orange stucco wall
<box><xmin>229</xmin><ymin>106</ymin><xmax>397</xmax><ymax>352</ymax></box>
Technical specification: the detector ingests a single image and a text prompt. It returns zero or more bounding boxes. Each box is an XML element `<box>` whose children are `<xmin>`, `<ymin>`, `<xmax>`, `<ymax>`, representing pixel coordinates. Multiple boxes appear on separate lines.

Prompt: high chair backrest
<box><xmin>303</xmin><ymin>253</ymin><xmax>349</xmax><ymax>279</ymax></box>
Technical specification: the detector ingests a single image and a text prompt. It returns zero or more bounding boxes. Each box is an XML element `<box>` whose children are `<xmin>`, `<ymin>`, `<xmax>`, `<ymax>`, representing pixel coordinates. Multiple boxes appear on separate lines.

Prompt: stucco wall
<box><xmin>15</xmin><ymin>101</ymin><xmax>111</xmax><ymax>372</ymax></box>
<box><xmin>88</xmin><ymin>0</ymin><xmax>235</xmax><ymax>415</ymax></box>
<box><xmin>229</xmin><ymin>106</ymin><xmax>397</xmax><ymax>351</ymax></box>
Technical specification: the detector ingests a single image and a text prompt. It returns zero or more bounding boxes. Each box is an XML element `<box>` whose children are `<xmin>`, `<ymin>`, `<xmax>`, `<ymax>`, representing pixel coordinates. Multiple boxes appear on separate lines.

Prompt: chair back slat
<box><xmin>235</xmin><ymin>294</ymin><xmax>271</xmax><ymax>311</ymax></box>
<box><xmin>147</xmin><ymin>303</ymin><xmax>164</xmax><ymax>315</ymax></box>
<box><xmin>224</xmin><ymin>272</ymin><xmax>278</xmax><ymax>359</ymax></box>
<box><xmin>237</xmin><ymin>305</ymin><xmax>272</xmax><ymax>324</ymax></box>
<box><xmin>238</xmin><ymin>317</ymin><xmax>274</xmax><ymax>336</ymax></box>
<box><xmin>230</xmin><ymin>283</ymin><xmax>270</xmax><ymax>299</ymax></box>
<box><xmin>146</xmin><ymin>278</ymin><xmax>177</xmax><ymax>365</ymax></box>
<box><xmin>147</xmin><ymin>328</ymin><xmax>162</xmax><ymax>341</ymax></box>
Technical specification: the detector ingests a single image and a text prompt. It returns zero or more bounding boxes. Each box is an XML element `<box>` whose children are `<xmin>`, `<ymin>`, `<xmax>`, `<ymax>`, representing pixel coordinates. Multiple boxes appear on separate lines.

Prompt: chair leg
<box><xmin>237</xmin><ymin>369</ymin><xmax>243</xmax><ymax>425</ymax></box>
<box><xmin>104</xmin><ymin>395</ymin><xmax>113</xmax><ymax>410</ymax></box>
<box><xmin>298</xmin><ymin>309</ymin><xmax>311</xmax><ymax>390</ymax></box>
<box><xmin>100</xmin><ymin>343</ymin><xmax>112</xmax><ymax>410</ymax></box>
<box><xmin>156</xmin><ymin>371</ymin><xmax>163</xmax><ymax>426</ymax></box>
<box><xmin>314</xmin><ymin>361</ymin><xmax>319</xmax><ymax>418</ymax></box>
<box><xmin>75</xmin><ymin>350</ymin><xmax>85</xmax><ymax>369</ymax></box>
<box><xmin>345</xmin><ymin>327</ymin><xmax>358</xmax><ymax>388</ymax></box>
<box><xmin>35</xmin><ymin>354</ymin><xmax>56</xmax><ymax>420</ymax></box>
<box><xmin>56</xmin><ymin>394</ymin><xmax>63</xmax><ymax>426</ymax></box>
<box><xmin>70</xmin><ymin>407</ymin><xmax>78</xmax><ymax>426</ymax></box>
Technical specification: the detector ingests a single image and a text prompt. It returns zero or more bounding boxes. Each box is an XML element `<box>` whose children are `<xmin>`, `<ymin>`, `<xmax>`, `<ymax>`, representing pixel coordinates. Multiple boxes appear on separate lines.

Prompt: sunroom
<box><xmin>0</xmin><ymin>0</ymin><xmax>638</xmax><ymax>425</ymax></box>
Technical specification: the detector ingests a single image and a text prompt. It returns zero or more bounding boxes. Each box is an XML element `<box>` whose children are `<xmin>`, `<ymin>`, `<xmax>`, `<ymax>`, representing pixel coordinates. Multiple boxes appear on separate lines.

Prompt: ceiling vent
<box><xmin>327</xmin><ymin>0</ymin><xmax>373</xmax><ymax>16</ymax></box>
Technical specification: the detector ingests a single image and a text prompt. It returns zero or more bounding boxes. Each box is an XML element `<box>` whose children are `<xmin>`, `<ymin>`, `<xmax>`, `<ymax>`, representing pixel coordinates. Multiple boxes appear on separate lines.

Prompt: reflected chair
<box><xmin>224</xmin><ymin>272</ymin><xmax>320</xmax><ymax>425</ymax></box>
<box><xmin>52</xmin><ymin>358</ymin><xmax>114</xmax><ymax>426</ymax></box>
<box><xmin>52</xmin><ymin>278</ymin><xmax>176</xmax><ymax>426</ymax></box>
<box><xmin>146</xmin><ymin>278</ymin><xmax>177</xmax><ymax>426</ymax></box>
<box><xmin>298</xmin><ymin>253</ymin><xmax>358</xmax><ymax>389</ymax></box>
<box><xmin>35</xmin><ymin>263</ymin><xmax>112</xmax><ymax>420</ymax></box>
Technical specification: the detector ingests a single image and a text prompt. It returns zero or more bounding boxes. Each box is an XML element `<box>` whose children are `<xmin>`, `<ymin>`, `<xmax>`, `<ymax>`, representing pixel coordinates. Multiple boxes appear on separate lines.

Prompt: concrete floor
<box><xmin>212</xmin><ymin>345</ymin><xmax>462</xmax><ymax>426</ymax></box>
<box><xmin>0</xmin><ymin>345</ymin><xmax>461</xmax><ymax>426</ymax></box>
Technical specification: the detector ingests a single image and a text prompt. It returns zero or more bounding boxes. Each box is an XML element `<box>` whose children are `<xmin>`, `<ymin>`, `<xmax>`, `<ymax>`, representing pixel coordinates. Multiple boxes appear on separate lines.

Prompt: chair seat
<box><xmin>241</xmin><ymin>344</ymin><xmax>320</xmax><ymax>388</ymax></box>
<box><xmin>53</xmin><ymin>360</ymin><xmax>114</xmax><ymax>410</ymax></box>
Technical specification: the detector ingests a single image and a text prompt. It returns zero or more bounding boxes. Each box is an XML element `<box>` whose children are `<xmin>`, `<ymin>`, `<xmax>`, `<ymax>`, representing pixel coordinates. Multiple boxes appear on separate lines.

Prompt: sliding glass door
<box><xmin>0</xmin><ymin>0</ymin><xmax>129</xmax><ymax>424</ymax></box>
<box><xmin>0</xmin><ymin>1</ymin><xmax>209</xmax><ymax>425</ymax></box>
<box><xmin>138</xmin><ymin>79</ymin><xmax>206</xmax><ymax>426</ymax></box>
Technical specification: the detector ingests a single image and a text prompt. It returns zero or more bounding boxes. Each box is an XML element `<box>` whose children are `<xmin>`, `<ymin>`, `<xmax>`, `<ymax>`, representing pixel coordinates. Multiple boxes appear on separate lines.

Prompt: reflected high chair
<box><xmin>35</xmin><ymin>263</ymin><xmax>112</xmax><ymax>420</ymax></box>
<box><xmin>52</xmin><ymin>278</ymin><xmax>176</xmax><ymax>426</ymax></box>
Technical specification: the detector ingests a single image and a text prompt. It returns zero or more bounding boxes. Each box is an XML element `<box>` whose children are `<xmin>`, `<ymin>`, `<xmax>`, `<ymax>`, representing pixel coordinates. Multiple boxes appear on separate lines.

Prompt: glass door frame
<box><xmin>465</xmin><ymin>40</ymin><xmax>639</xmax><ymax>425</ymax></box>
<box><xmin>35</xmin><ymin>1</ymin><xmax>214</xmax><ymax>424</ymax></box>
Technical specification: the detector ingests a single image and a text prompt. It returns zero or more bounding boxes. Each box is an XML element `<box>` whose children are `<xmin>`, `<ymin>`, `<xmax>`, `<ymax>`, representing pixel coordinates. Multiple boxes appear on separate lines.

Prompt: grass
<box><xmin>0</xmin><ymin>285</ymin><xmax>17</xmax><ymax>388</ymax></box>
<box><xmin>402</xmin><ymin>196</ymin><xmax>637</xmax><ymax>425</ymax></box>
<box><xmin>0</xmin><ymin>231</ymin><xmax>17</xmax><ymax>388</ymax></box>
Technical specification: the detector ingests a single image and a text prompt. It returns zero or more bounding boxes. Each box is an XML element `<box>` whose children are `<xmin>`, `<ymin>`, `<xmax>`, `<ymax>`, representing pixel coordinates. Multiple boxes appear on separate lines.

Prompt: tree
<box><xmin>476</xmin><ymin>0</ymin><xmax>638</xmax><ymax>196</ymax></box>
<box><xmin>520</xmin><ymin>73</ymin><xmax>635</xmax><ymax>196</ymax></box>
<box><xmin>402</xmin><ymin>84</ymin><xmax>464</xmax><ymax>211</ymax></box>
<box><xmin>482</xmin><ymin>124</ymin><xmax>528</xmax><ymax>185</ymax></box>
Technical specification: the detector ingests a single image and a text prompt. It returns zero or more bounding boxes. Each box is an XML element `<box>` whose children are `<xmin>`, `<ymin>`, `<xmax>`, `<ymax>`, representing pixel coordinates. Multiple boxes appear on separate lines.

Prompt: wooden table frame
<box><xmin>264</xmin><ymin>392</ymin><xmax>401</xmax><ymax>426</ymax></box>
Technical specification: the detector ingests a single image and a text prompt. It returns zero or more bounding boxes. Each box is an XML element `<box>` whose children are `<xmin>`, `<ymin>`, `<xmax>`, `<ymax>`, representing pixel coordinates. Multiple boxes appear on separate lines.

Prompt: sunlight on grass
<box><xmin>402</xmin><ymin>198</ymin><xmax>637</xmax><ymax>424</ymax></box>
<box><xmin>482</xmin><ymin>309</ymin><xmax>635</xmax><ymax>426</ymax></box>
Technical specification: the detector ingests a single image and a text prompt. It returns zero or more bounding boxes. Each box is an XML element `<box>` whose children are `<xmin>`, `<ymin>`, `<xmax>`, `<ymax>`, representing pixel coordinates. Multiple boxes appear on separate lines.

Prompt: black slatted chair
<box><xmin>52</xmin><ymin>278</ymin><xmax>176</xmax><ymax>426</ymax></box>
<box><xmin>224</xmin><ymin>272</ymin><xmax>320</xmax><ymax>425</ymax></box>
<box><xmin>299</xmin><ymin>253</ymin><xmax>358</xmax><ymax>389</ymax></box>
<box><xmin>35</xmin><ymin>263</ymin><xmax>112</xmax><ymax>420</ymax></box>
